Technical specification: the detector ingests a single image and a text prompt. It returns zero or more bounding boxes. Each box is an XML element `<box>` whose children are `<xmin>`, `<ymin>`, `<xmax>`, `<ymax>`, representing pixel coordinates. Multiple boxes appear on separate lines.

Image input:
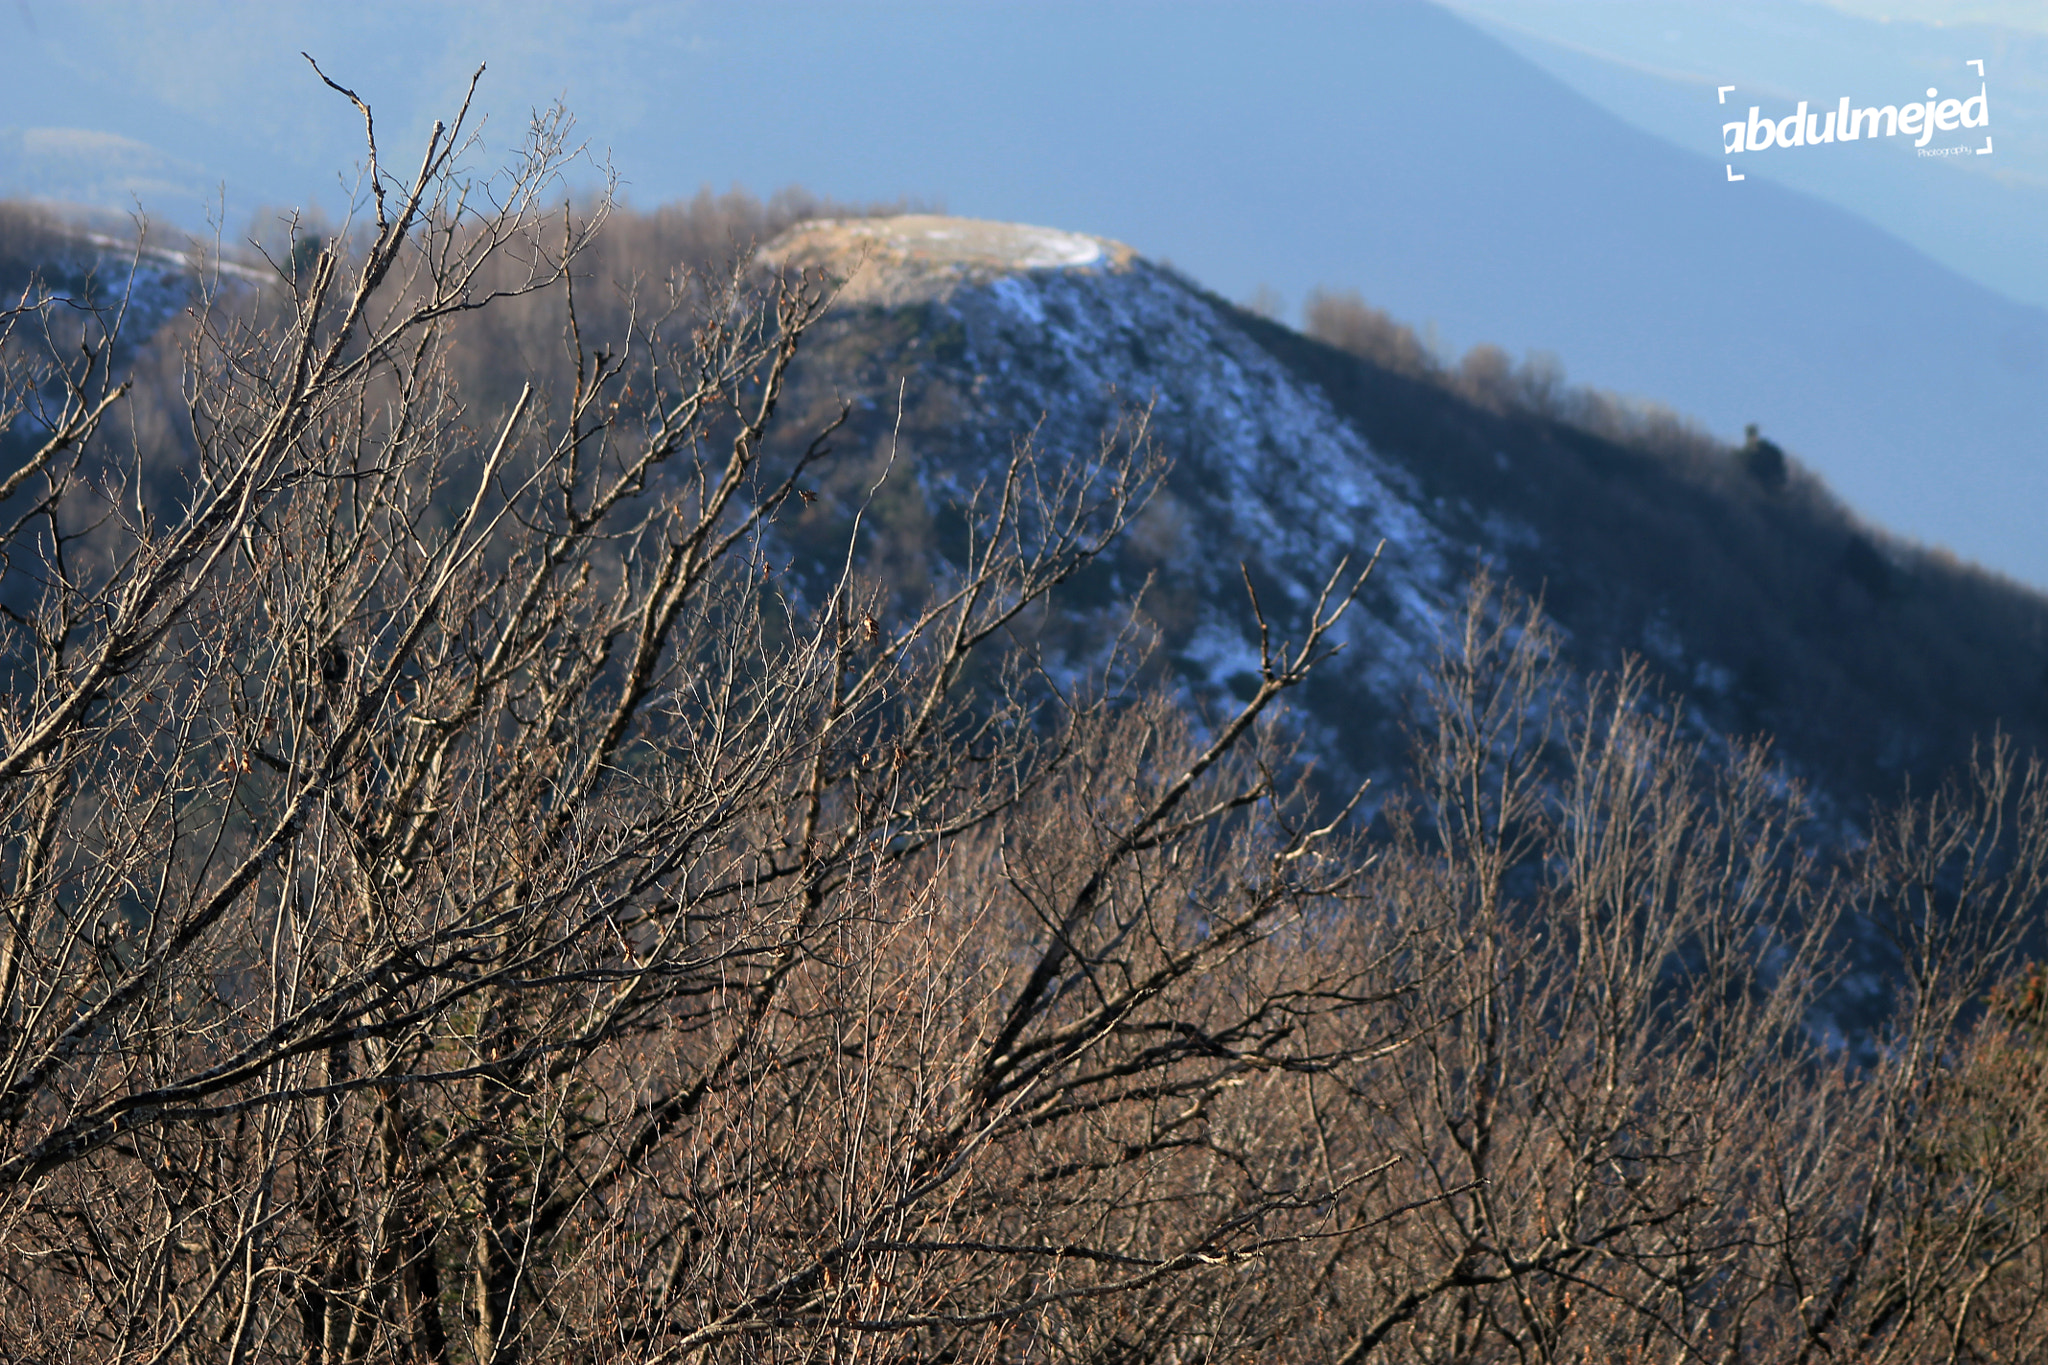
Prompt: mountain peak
<box><xmin>760</xmin><ymin>214</ymin><xmax>1136</xmax><ymax>305</ymax></box>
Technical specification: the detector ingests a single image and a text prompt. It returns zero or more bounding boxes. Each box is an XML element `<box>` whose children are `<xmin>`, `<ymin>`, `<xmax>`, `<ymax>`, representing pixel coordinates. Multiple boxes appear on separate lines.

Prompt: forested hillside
<box><xmin>1275</xmin><ymin>291</ymin><xmax>2048</xmax><ymax>810</ymax></box>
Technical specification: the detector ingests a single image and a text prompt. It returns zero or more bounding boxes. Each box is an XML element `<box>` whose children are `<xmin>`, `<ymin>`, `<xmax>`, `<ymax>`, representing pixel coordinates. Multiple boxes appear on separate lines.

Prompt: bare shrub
<box><xmin>1303</xmin><ymin>288</ymin><xmax>1441</xmax><ymax>382</ymax></box>
<box><xmin>0</xmin><ymin>76</ymin><xmax>1397</xmax><ymax>1364</ymax></box>
<box><xmin>1302</xmin><ymin>289</ymin><xmax>1726</xmax><ymax>468</ymax></box>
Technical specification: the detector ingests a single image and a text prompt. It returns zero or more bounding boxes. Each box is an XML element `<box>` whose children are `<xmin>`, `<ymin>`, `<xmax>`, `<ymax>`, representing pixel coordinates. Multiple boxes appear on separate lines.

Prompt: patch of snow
<box><xmin>83</xmin><ymin>232</ymin><xmax>268</xmax><ymax>285</ymax></box>
<box><xmin>1641</xmin><ymin>614</ymin><xmax>1684</xmax><ymax>664</ymax></box>
<box><xmin>1182</xmin><ymin>619</ymin><xmax>1267</xmax><ymax>691</ymax></box>
<box><xmin>1692</xmin><ymin>660</ymin><xmax>1735</xmax><ymax>696</ymax></box>
<box><xmin>1479</xmin><ymin>508</ymin><xmax>1543</xmax><ymax>551</ymax></box>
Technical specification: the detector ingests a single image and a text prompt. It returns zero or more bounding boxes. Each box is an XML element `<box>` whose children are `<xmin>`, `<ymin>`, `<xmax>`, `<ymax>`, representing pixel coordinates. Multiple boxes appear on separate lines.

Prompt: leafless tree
<box><xmin>5</xmin><ymin>71</ymin><xmax>2048</xmax><ymax>1365</ymax></box>
<box><xmin>0</xmin><ymin>72</ymin><xmax>1408</xmax><ymax>1365</ymax></box>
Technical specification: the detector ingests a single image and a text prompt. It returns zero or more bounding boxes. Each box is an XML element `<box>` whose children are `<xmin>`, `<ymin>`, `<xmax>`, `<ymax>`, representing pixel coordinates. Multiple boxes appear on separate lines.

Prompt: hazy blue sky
<box><xmin>1446</xmin><ymin>1</ymin><xmax>2048</xmax><ymax>308</ymax></box>
<box><xmin>4</xmin><ymin>1</ymin><xmax>2045</xmax><ymax>585</ymax></box>
<box><xmin>9</xmin><ymin>0</ymin><xmax>2041</xmax><ymax>306</ymax></box>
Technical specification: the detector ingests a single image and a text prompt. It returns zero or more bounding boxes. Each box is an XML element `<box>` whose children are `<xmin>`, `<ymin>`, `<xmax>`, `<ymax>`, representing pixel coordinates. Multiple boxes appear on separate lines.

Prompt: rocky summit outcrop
<box><xmin>759</xmin><ymin>215</ymin><xmax>1461</xmax><ymax>784</ymax></box>
<box><xmin>761</xmin><ymin>215</ymin><xmax>1137</xmax><ymax>306</ymax></box>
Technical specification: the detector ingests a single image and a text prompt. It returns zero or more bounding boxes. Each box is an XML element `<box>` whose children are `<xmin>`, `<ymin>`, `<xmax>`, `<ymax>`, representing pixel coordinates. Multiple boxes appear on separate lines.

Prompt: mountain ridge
<box><xmin>751</xmin><ymin>212</ymin><xmax>2048</xmax><ymax>834</ymax></box>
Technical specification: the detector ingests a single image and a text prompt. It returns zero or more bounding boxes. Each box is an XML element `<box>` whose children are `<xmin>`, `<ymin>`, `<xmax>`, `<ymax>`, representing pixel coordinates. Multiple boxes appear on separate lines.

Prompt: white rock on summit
<box><xmin>759</xmin><ymin>214</ymin><xmax>1133</xmax><ymax>306</ymax></box>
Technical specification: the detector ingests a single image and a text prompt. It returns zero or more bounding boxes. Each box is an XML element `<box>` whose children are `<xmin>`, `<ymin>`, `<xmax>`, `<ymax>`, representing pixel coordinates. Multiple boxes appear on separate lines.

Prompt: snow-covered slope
<box><xmin>765</xmin><ymin>215</ymin><xmax>1468</xmax><ymax>779</ymax></box>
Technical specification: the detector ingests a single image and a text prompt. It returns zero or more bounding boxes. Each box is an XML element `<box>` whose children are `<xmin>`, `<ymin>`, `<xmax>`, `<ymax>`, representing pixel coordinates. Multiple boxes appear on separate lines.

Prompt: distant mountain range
<box><xmin>1445</xmin><ymin>0</ymin><xmax>2048</xmax><ymax>310</ymax></box>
